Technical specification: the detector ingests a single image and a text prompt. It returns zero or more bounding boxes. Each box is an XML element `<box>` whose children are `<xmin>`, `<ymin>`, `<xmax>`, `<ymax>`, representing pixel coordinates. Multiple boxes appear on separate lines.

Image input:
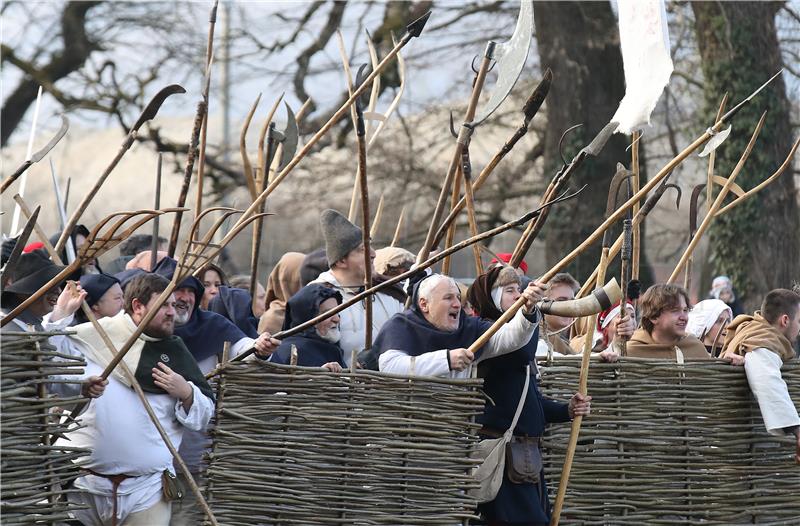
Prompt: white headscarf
<box><xmin>687</xmin><ymin>299</ymin><xmax>732</xmax><ymax>339</ymax></box>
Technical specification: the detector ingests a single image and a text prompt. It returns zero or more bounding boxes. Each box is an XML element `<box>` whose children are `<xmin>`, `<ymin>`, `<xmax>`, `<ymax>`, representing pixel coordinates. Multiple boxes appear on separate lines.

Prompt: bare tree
<box><xmin>692</xmin><ymin>1</ymin><xmax>800</xmax><ymax>308</ymax></box>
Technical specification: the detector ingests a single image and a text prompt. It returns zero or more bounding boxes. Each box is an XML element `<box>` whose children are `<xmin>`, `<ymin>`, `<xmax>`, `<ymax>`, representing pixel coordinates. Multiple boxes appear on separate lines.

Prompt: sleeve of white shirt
<box><xmin>40</xmin><ymin>314</ymin><xmax>89</xmax><ymax>398</ymax></box>
<box><xmin>174</xmin><ymin>382</ymin><xmax>215</xmax><ymax>432</ymax></box>
<box><xmin>230</xmin><ymin>336</ymin><xmax>277</xmax><ymax>363</ymax></box>
<box><xmin>379</xmin><ymin>349</ymin><xmax>451</xmax><ymax>377</ymax></box>
<box><xmin>744</xmin><ymin>348</ymin><xmax>800</xmax><ymax>435</ymax></box>
<box><xmin>476</xmin><ymin>308</ymin><xmax>537</xmax><ymax>363</ymax></box>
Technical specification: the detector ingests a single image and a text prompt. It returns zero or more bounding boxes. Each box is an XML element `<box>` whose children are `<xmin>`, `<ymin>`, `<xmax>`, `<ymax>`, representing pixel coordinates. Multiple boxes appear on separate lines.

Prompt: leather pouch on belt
<box><xmin>505</xmin><ymin>437</ymin><xmax>542</xmax><ymax>484</ymax></box>
<box><xmin>162</xmin><ymin>469</ymin><xmax>184</xmax><ymax>501</ymax></box>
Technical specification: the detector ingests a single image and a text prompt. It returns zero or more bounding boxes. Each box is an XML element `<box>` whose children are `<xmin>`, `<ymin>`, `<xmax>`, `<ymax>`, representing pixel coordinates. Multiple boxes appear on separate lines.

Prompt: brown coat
<box><xmin>626</xmin><ymin>328</ymin><xmax>711</xmax><ymax>361</ymax></box>
<box><xmin>258</xmin><ymin>252</ymin><xmax>304</xmax><ymax>335</ymax></box>
<box><xmin>722</xmin><ymin>313</ymin><xmax>795</xmax><ymax>362</ymax></box>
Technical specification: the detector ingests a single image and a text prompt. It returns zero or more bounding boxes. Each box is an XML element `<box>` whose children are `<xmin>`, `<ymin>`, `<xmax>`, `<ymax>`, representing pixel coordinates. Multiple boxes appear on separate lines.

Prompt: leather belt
<box><xmin>84</xmin><ymin>469</ymin><xmax>135</xmax><ymax>526</ymax></box>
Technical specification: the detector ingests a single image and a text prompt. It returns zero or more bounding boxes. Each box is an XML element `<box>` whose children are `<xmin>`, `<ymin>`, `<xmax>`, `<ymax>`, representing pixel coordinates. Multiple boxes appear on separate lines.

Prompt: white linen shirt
<box><xmin>744</xmin><ymin>347</ymin><xmax>800</xmax><ymax>435</ymax></box>
<box><xmin>379</xmin><ymin>308</ymin><xmax>538</xmax><ymax>378</ymax></box>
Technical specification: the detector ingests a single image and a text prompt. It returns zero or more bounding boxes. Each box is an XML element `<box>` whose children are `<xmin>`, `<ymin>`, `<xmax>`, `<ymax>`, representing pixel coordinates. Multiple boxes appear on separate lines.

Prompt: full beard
<box><xmin>317</xmin><ymin>326</ymin><xmax>341</xmax><ymax>344</ymax></box>
<box><xmin>174</xmin><ymin>309</ymin><xmax>191</xmax><ymax>325</ymax></box>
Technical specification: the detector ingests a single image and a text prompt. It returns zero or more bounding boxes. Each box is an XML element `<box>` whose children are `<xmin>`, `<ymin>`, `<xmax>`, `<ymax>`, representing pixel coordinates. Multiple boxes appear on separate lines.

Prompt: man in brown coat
<box><xmin>627</xmin><ymin>283</ymin><xmax>711</xmax><ymax>361</ymax></box>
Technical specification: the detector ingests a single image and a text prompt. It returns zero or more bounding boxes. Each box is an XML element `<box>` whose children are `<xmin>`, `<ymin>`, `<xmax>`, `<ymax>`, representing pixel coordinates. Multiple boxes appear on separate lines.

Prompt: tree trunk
<box><xmin>533</xmin><ymin>1</ymin><xmax>653</xmax><ymax>285</ymax></box>
<box><xmin>1</xmin><ymin>1</ymin><xmax>100</xmax><ymax>146</ymax></box>
<box><xmin>692</xmin><ymin>1</ymin><xmax>799</xmax><ymax>309</ymax></box>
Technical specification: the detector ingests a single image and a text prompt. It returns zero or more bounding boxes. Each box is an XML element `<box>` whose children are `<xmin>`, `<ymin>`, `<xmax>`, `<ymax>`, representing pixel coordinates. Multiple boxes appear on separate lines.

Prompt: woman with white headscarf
<box><xmin>687</xmin><ymin>299</ymin><xmax>733</xmax><ymax>356</ymax></box>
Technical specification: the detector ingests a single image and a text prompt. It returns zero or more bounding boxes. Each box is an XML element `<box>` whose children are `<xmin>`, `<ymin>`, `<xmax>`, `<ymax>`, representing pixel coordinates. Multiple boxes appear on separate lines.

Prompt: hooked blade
<box><xmin>131</xmin><ymin>84</ymin><xmax>186</xmax><ymax>131</ymax></box>
<box><xmin>30</xmin><ymin>114</ymin><xmax>70</xmax><ymax>163</ymax></box>
<box><xmin>471</xmin><ymin>0</ymin><xmax>534</xmax><ymax>125</ymax></box>
<box><xmin>689</xmin><ymin>183</ymin><xmax>706</xmax><ymax>238</ymax></box>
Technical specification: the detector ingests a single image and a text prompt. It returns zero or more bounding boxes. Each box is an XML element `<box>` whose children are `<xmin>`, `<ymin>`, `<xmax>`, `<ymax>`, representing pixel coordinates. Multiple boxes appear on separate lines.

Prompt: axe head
<box><xmin>471</xmin><ymin>0</ymin><xmax>534</xmax><ymax>125</ymax></box>
<box><xmin>131</xmin><ymin>84</ymin><xmax>186</xmax><ymax>131</ymax></box>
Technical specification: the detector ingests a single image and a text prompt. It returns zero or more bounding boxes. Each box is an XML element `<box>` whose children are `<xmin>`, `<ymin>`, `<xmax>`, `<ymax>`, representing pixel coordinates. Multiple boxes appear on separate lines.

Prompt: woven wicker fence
<box><xmin>539</xmin><ymin>358</ymin><xmax>800</xmax><ymax>525</ymax></box>
<box><xmin>207</xmin><ymin>361</ymin><xmax>485</xmax><ymax>525</ymax></box>
<box><xmin>1</xmin><ymin>331</ymin><xmax>89</xmax><ymax>524</ymax></box>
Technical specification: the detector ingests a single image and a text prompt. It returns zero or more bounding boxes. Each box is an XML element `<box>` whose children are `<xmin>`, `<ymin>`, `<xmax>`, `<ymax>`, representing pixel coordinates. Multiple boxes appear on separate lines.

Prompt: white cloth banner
<box><xmin>611</xmin><ymin>0</ymin><xmax>674</xmax><ymax>134</ymax></box>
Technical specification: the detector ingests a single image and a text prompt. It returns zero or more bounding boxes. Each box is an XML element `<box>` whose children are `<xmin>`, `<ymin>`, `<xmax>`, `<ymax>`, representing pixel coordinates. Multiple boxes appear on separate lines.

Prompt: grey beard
<box><xmin>316</xmin><ymin>326</ymin><xmax>341</xmax><ymax>344</ymax></box>
<box><xmin>174</xmin><ymin>310</ymin><xmax>191</xmax><ymax>325</ymax></box>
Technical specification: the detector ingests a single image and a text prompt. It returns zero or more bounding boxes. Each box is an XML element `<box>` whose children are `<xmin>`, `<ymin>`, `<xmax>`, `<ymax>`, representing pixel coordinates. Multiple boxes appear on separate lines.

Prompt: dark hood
<box><xmin>152</xmin><ymin>256</ymin><xmax>204</xmax><ymax>313</ymax></box>
<box><xmin>283</xmin><ymin>284</ymin><xmax>343</xmax><ymax>335</ymax></box>
<box><xmin>208</xmin><ymin>286</ymin><xmax>259</xmax><ymax>338</ymax></box>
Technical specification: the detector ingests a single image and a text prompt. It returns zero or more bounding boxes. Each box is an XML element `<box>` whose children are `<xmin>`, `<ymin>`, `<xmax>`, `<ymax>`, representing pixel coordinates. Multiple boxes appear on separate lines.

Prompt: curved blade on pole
<box><xmin>471</xmin><ymin>0</ymin><xmax>534</xmax><ymax>125</ymax></box>
<box><xmin>277</xmin><ymin>102</ymin><xmax>298</xmax><ymax>171</ymax></box>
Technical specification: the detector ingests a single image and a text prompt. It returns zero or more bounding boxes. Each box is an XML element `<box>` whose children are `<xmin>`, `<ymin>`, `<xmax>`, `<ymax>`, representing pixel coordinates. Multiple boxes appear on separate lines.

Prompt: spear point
<box><xmin>406</xmin><ymin>11</ymin><xmax>431</xmax><ymax>38</ymax></box>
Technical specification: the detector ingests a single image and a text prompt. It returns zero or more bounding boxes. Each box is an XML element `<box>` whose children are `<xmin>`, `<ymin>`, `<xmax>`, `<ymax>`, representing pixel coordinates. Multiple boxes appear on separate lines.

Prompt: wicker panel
<box><xmin>1</xmin><ymin>332</ymin><xmax>89</xmax><ymax>525</ymax></box>
<box><xmin>540</xmin><ymin>359</ymin><xmax>800</xmax><ymax>525</ymax></box>
<box><xmin>207</xmin><ymin>361</ymin><xmax>485</xmax><ymax>525</ymax></box>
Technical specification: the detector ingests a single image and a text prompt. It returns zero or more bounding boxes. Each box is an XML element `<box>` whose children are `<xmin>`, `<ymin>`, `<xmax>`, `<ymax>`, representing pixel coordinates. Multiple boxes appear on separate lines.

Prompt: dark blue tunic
<box><xmin>476</xmin><ymin>330</ymin><xmax>570</xmax><ymax>524</ymax></box>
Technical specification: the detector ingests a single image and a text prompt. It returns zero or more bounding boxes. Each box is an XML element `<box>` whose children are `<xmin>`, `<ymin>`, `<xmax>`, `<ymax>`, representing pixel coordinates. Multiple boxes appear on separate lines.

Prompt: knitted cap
<box><xmin>320</xmin><ymin>209</ymin><xmax>363</xmax><ymax>266</ymax></box>
<box><xmin>79</xmin><ymin>273</ymin><xmax>121</xmax><ymax>306</ymax></box>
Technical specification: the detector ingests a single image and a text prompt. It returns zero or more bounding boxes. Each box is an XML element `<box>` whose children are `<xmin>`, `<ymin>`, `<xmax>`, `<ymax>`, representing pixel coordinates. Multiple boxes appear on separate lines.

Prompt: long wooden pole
<box><xmin>168</xmin><ymin>0</ymin><xmax>219</xmax><ymax>256</ymax></box>
<box><xmin>668</xmin><ymin>113</ymin><xmax>766</xmax><ymax>283</ymax></box>
<box><xmin>461</xmin><ymin>145</ymin><xmax>483</xmax><ymax>275</ymax></box>
<box><xmin>550</xmin><ymin>249</ymin><xmax>609</xmax><ymax>526</ymax></box>
<box><xmin>630</xmin><ymin>130</ymin><xmax>641</xmax><ymax>280</ymax></box>
<box><xmin>208</xmin><ymin>196</ymin><xmax>577</xmax><ymax>376</ymax></box>
<box><xmin>416</xmin><ymin>43</ymin><xmax>494</xmax><ymax>265</ymax></box>
<box><xmin>357</xmin><ymin>119</ymin><xmax>373</xmax><ymax>352</ymax></box>
<box><xmin>441</xmin><ymin>164</ymin><xmax>463</xmax><ymax>276</ymax></box>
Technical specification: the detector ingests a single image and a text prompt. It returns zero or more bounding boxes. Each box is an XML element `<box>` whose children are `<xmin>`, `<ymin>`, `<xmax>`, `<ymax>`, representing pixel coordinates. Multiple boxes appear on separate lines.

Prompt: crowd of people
<box><xmin>1</xmin><ymin>209</ymin><xmax>798</xmax><ymax>526</ymax></box>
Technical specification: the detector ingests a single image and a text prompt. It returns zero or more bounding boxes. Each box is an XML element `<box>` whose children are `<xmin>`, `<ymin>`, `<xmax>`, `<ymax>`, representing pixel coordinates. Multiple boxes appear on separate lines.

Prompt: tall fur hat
<box><xmin>320</xmin><ymin>209</ymin><xmax>363</xmax><ymax>267</ymax></box>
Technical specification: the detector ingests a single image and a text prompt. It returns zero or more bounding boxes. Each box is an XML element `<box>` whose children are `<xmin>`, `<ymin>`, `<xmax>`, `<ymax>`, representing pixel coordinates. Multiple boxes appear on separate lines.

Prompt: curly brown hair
<box><xmin>639</xmin><ymin>283</ymin><xmax>691</xmax><ymax>334</ymax></box>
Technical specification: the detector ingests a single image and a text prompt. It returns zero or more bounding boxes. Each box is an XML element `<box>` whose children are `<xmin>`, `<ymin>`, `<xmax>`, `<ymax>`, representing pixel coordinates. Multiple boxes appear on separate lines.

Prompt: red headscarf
<box><xmin>489</xmin><ymin>252</ymin><xmax>528</xmax><ymax>274</ymax></box>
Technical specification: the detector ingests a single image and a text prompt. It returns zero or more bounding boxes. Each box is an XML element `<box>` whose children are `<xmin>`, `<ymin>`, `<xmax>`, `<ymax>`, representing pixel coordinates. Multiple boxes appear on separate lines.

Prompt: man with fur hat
<box><xmin>48</xmin><ymin>273</ymin><xmax>215</xmax><ymax>525</ymax></box>
<box><xmin>311</xmin><ymin>209</ymin><xmax>404</xmax><ymax>367</ymax></box>
<box><xmin>626</xmin><ymin>283</ymin><xmax>711</xmax><ymax>361</ymax></box>
<box><xmin>721</xmin><ymin>288</ymin><xmax>800</xmax><ymax>463</ymax></box>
